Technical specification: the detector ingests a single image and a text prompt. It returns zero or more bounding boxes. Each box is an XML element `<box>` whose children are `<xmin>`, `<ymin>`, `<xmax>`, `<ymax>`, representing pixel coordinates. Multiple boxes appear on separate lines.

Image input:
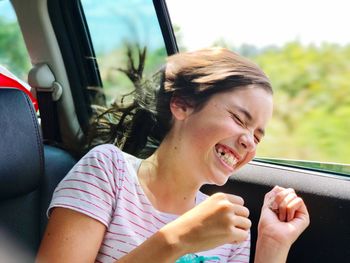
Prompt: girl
<box><xmin>37</xmin><ymin>48</ymin><xmax>309</xmax><ymax>263</ymax></box>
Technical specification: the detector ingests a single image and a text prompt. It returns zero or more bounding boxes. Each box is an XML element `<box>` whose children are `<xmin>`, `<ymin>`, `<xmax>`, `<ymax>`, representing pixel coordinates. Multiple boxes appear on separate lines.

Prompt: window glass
<box><xmin>0</xmin><ymin>0</ymin><xmax>31</xmax><ymax>81</ymax></box>
<box><xmin>81</xmin><ymin>0</ymin><xmax>167</xmax><ymax>105</ymax></box>
<box><xmin>166</xmin><ymin>0</ymin><xmax>350</xmax><ymax>173</ymax></box>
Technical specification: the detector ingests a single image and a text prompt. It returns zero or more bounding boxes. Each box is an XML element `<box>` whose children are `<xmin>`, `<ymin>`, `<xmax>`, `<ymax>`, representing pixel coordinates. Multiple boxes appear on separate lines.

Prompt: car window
<box><xmin>80</xmin><ymin>0</ymin><xmax>167</xmax><ymax>106</ymax></box>
<box><xmin>165</xmin><ymin>0</ymin><xmax>350</xmax><ymax>176</ymax></box>
<box><xmin>0</xmin><ymin>0</ymin><xmax>31</xmax><ymax>81</ymax></box>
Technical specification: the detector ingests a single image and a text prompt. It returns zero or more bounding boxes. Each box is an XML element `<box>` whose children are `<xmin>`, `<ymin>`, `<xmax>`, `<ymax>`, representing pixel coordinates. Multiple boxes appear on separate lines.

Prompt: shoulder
<box><xmin>72</xmin><ymin>144</ymin><xmax>128</xmax><ymax>187</ymax></box>
<box><xmin>83</xmin><ymin>144</ymin><xmax>126</xmax><ymax>168</ymax></box>
<box><xmin>83</xmin><ymin>144</ymin><xmax>143</xmax><ymax>184</ymax></box>
<box><xmin>48</xmin><ymin>144</ymin><xmax>126</xmax><ymax>225</ymax></box>
<box><xmin>87</xmin><ymin>143</ymin><xmax>124</xmax><ymax>158</ymax></box>
<box><xmin>121</xmin><ymin>150</ymin><xmax>142</xmax><ymax>172</ymax></box>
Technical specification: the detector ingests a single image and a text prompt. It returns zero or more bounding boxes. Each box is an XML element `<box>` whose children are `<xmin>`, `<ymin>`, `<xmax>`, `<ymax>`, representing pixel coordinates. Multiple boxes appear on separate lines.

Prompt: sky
<box><xmin>1</xmin><ymin>0</ymin><xmax>349</xmax><ymax>52</ymax></box>
<box><xmin>0</xmin><ymin>0</ymin><xmax>164</xmax><ymax>53</ymax></box>
<box><xmin>81</xmin><ymin>0</ymin><xmax>164</xmax><ymax>52</ymax></box>
<box><xmin>166</xmin><ymin>0</ymin><xmax>350</xmax><ymax>50</ymax></box>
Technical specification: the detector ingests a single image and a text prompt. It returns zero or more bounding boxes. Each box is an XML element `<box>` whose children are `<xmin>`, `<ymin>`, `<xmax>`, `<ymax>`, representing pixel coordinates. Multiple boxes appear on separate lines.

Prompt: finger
<box><xmin>229</xmin><ymin>227</ymin><xmax>250</xmax><ymax>244</ymax></box>
<box><xmin>278</xmin><ymin>203</ymin><xmax>286</xmax><ymax>222</ymax></box>
<box><xmin>275</xmin><ymin>188</ymin><xmax>296</xmax><ymax>205</ymax></box>
<box><xmin>271</xmin><ymin>188</ymin><xmax>295</xmax><ymax>221</ymax></box>
<box><xmin>291</xmin><ymin>205</ymin><xmax>310</xmax><ymax>234</ymax></box>
<box><xmin>263</xmin><ymin>185</ymin><xmax>284</xmax><ymax>208</ymax></box>
<box><xmin>225</xmin><ymin>193</ymin><xmax>244</xmax><ymax>206</ymax></box>
<box><xmin>232</xmin><ymin>216</ymin><xmax>252</xmax><ymax>231</ymax></box>
<box><xmin>232</xmin><ymin>204</ymin><xmax>250</xmax><ymax>218</ymax></box>
<box><xmin>293</xmin><ymin>198</ymin><xmax>310</xmax><ymax>224</ymax></box>
<box><xmin>278</xmin><ymin>192</ymin><xmax>298</xmax><ymax>222</ymax></box>
<box><xmin>294</xmin><ymin>210</ymin><xmax>311</xmax><ymax>230</ymax></box>
<box><xmin>286</xmin><ymin>197</ymin><xmax>303</xmax><ymax>222</ymax></box>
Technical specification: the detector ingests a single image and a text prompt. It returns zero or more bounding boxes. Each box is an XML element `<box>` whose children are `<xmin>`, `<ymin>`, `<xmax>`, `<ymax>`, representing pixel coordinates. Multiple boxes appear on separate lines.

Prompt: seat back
<box><xmin>40</xmin><ymin>145</ymin><xmax>77</xmax><ymax>236</ymax></box>
<box><xmin>0</xmin><ymin>88</ymin><xmax>43</xmax><ymax>258</ymax></box>
<box><xmin>0</xmin><ymin>88</ymin><xmax>77</xmax><ymax>260</ymax></box>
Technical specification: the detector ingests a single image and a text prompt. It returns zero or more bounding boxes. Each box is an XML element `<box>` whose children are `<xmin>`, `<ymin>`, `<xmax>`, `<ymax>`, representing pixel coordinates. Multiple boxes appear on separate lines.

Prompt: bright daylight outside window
<box><xmin>81</xmin><ymin>0</ymin><xmax>167</xmax><ymax>106</ymax></box>
<box><xmin>166</xmin><ymin>0</ymin><xmax>350</xmax><ymax>175</ymax></box>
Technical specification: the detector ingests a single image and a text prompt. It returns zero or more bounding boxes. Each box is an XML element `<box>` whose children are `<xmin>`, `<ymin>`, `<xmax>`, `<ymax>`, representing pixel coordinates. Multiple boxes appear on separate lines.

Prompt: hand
<box><xmin>160</xmin><ymin>192</ymin><xmax>251</xmax><ymax>255</ymax></box>
<box><xmin>258</xmin><ymin>186</ymin><xmax>310</xmax><ymax>248</ymax></box>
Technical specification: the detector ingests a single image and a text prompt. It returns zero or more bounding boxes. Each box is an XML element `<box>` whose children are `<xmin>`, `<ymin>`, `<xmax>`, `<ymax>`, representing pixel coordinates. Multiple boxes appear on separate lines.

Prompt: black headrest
<box><xmin>0</xmin><ymin>88</ymin><xmax>44</xmax><ymax>200</ymax></box>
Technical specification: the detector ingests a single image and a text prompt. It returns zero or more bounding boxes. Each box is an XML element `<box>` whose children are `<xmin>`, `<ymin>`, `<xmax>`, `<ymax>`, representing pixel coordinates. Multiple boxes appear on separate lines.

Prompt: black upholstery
<box><xmin>40</xmin><ymin>145</ymin><xmax>76</xmax><ymax>236</ymax></box>
<box><xmin>0</xmin><ymin>88</ymin><xmax>76</xmax><ymax>260</ymax></box>
<box><xmin>0</xmin><ymin>88</ymin><xmax>43</xmax><ymax>200</ymax></box>
<box><xmin>0</xmin><ymin>88</ymin><xmax>43</xmax><ymax>259</ymax></box>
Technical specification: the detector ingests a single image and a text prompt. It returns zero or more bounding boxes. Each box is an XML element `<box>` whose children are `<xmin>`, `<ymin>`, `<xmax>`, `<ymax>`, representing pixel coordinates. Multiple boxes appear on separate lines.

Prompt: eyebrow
<box><xmin>235</xmin><ymin>106</ymin><xmax>265</xmax><ymax>136</ymax></box>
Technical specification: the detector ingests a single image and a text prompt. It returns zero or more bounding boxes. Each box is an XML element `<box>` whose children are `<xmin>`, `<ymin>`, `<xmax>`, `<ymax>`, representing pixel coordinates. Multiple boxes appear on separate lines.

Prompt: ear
<box><xmin>170</xmin><ymin>96</ymin><xmax>194</xmax><ymax>120</ymax></box>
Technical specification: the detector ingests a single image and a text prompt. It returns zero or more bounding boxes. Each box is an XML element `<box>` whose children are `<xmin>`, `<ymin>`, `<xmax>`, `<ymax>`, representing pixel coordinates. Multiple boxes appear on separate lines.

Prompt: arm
<box><xmin>36</xmin><ymin>208</ymin><xmax>181</xmax><ymax>263</ymax></box>
<box><xmin>37</xmin><ymin>193</ymin><xmax>252</xmax><ymax>263</ymax></box>
<box><xmin>36</xmin><ymin>208</ymin><xmax>106</xmax><ymax>263</ymax></box>
<box><xmin>123</xmin><ymin>193</ymin><xmax>250</xmax><ymax>263</ymax></box>
<box><xmin>116</xmin><ymin>229</ymin><xmax>182</xmax><ymax>263</ymax></box>
<box><xmin>36</xmin><ymin>145</ymin><xmax>119</xmax><ymax>262</ymax></box>
<box><xmin>254</xmin><ymin>186</ymin><xmax>310</xmax><ymax>263</ymax></box>
<box><xmin>254</xmin><ymin>237</ymin><xmax>290</xmax><ymax>263</ymax></box>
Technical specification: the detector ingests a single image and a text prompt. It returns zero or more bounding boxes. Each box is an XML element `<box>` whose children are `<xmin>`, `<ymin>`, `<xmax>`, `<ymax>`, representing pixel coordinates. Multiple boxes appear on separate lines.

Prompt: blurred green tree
<box><xmin>0</xmin><ymin>17</ymin><xmax>31</xmax><ymax>79</ymax></box>
<box><xmin>254</xmin><ymin>41</ymin><xmax>350</xmax><ymax>164</ymax></box>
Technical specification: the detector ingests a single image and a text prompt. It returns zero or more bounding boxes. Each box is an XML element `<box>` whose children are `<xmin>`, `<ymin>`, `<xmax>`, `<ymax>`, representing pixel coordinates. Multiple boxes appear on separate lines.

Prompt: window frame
<box><xmin>153</xmin><ymin>0</ymin><xmax>178</xmax><ymax>55</ymax></box>
<box><xmin>48</xmin><ymin>0</ymin><xmax>104</xmax><ymax>134</ymax></box>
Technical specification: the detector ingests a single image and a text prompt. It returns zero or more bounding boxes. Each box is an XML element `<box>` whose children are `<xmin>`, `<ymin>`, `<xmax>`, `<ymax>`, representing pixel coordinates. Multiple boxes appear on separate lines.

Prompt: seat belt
<box><xmin>28</xmin><ymin>63</ymin><xmax>63</xmax><ymax>143</ymax></box>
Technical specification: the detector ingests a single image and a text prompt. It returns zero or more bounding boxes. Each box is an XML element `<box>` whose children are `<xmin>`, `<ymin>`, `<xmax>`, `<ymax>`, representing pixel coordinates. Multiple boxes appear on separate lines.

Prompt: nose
<box><xmin>238</xmin><ymin>132</ymin><xmax>256</xmax><ymax>153</ymax></box>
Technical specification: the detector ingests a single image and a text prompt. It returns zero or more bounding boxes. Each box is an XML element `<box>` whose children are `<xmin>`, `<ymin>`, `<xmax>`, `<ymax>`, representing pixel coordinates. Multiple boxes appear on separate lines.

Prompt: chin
<box><xmin>214</xmin><ymin>179</ymin><xmax>229</xmax><ymax>186</ymax></box>
<box><xmin>207</xmin><ymin>171</ymin><xmax>232</xmax><ymax>186</ymax></box>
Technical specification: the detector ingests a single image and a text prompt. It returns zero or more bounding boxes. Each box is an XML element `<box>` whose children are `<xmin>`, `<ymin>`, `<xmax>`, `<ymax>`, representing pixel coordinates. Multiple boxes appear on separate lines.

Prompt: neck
<box><xmin>138</xmin><ymin>134</ymin><xmax>201</xmax><ymax>214</ymax></box>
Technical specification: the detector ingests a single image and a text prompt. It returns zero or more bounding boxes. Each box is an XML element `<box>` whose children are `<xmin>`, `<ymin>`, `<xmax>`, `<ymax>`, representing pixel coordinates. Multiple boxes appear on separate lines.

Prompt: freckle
<box><xmin>174</xmin><ymin>146</ymin><xmax>178</xmax><ymax>150</ymax></box>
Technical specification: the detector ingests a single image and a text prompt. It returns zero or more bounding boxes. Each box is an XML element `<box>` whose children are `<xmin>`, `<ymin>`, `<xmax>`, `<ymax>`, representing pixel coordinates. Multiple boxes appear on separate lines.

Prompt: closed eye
<box><xmin>235</xmin><ymin>115</ymin><xmax>261</xmax><ymax>144</ymax></box>
<box><xmin>229</xmin><ymin>112</ymin><xmax>245</xmax><ymax>127</ymax></box>
<box><xmin>229</xmin><ymin>110</ymin><xmax>263</xmax><ymax>144</ymax></box>
<box><xmin>254</xmin><ymin>135</ymin><xmax>261</xmax><ymax>144</ymax></box>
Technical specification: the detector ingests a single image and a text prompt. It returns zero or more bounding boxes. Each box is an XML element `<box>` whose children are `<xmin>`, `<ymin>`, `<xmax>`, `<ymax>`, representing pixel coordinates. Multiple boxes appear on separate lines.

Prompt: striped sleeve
<box><xmin>228</xmin><ymin>232</ymin><xmax>251</xmax><ymax>263</ymax></box>
<box><xmin>48</xmin><ymin>144</ymin><xmax>126</xmax><ymax>227</ymax></box>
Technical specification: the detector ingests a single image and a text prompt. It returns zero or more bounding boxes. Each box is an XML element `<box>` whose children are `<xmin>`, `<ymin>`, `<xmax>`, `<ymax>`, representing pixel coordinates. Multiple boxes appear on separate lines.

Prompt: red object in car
<box><xmin>0</xmin><ymin>67</ymin><xmax>38</xmax><ymax>111</ymax></box>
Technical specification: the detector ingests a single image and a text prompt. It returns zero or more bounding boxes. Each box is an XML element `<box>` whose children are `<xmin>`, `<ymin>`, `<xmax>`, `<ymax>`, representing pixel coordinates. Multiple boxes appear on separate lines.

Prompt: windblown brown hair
<box><xmin>87</xmin><ymin>47</ymin><xmax>272</xmax><ymax>158</ymax></box>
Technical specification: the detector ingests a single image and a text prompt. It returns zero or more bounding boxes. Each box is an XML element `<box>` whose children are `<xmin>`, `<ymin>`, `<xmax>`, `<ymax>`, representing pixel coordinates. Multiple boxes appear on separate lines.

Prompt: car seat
<box><xmin>0</xmin><ymin>88</ymin><xmax>76</xmax><ymax>260</ymax></box>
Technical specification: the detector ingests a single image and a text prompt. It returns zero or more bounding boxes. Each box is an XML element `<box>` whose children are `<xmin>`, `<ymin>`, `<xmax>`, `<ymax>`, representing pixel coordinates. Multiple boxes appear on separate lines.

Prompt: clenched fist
<box><xmin>160</xmin><ymin>192</ymin><xmax>251</xmax><ymax>254</ymax></box>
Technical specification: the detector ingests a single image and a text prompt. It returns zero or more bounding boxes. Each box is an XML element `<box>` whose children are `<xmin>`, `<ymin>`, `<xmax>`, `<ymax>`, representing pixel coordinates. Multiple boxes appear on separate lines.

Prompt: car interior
<box><xmin>0</xmin><ymin>0</ymin><xmax>350</xmax><ymax>262</ymax></box>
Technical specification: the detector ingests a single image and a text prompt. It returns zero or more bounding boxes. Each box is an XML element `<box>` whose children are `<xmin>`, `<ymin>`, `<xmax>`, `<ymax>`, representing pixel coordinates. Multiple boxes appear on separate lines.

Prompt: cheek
<box><xmin>185</xmin><ymin>113</ymin><xmax>235</xmax><ymax>150</ymax></box>
<box><xmin>190</xmin><ymin>126</ymin><xmax>218</xmax><ymax>149</ymax></box>
<box><xmin>247</xmin><ymin>151</ymin><xmax>256</xmax><ymax>161</ymax></box>
<box><xmin>239</xmin><ymin>150</ymin><xmax>256</xmax><ymax>167</ymax></box>
<box><xmin>188</xmin><ymin>117</ymin><xmax>223</xmax><ymax>140</ymax></box>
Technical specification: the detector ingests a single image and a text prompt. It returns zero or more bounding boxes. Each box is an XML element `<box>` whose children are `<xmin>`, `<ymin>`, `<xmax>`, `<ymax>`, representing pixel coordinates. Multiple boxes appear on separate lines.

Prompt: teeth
<box><xmin>215</xmin><ymin>145</ymin><xmax>238</xmax><ymax>167</ymax></box>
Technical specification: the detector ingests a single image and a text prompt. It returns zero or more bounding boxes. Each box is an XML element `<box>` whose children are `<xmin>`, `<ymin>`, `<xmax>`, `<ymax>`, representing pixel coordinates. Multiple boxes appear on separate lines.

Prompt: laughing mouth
<box><xmin>215</xmin><ymin>144</ymin><xmax>239</xmax><ymax>168</ymax></box>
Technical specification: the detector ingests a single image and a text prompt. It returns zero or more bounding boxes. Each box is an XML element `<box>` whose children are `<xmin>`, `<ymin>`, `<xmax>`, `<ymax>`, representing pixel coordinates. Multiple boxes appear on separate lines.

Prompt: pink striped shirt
<box><xmin>49</xmin><ymin>144</ymin><xmax>250</xmax><ymax>262</ymax></box>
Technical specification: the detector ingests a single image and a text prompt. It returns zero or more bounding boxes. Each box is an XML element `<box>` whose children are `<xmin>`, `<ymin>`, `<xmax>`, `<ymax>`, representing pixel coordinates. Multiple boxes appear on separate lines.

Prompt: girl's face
<box><xmin>172</xmin><ymin>87</ymin><xmax>273</xmax><ymax>186</ymax></box>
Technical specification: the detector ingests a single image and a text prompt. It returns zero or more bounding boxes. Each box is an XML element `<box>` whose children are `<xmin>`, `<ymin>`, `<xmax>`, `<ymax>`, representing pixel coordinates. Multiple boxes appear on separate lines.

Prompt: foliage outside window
<box><xmin>81</xmin><ymin>0</ymin><xmax>167</xmax><ymax>106</ymax></box>
<box><xmin>166</xmin><ymin>0</ymin><xmax>350</xmax><ymax>175</ymax></box>
<box><xmin>0</xmin><ymin>0</ymin><xmax>31</xmax><ymax>80</ymax></box>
